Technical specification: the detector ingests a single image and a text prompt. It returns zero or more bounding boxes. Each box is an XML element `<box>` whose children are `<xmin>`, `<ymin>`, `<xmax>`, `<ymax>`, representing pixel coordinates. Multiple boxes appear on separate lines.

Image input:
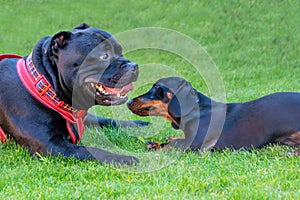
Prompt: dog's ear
<box><xmin>168</xmin><ymin>81</ymin><xmax>197</xmax><ymax>118</ymax></box>
<box><xmin>51</xmin><ymin>31</ymin><xmax>71</xmax><ymax>53</ymax></box>
<box><xmin>74</xmin><ymin>23</ymin><xmax>90</xmax><ymax>30</ymax></box>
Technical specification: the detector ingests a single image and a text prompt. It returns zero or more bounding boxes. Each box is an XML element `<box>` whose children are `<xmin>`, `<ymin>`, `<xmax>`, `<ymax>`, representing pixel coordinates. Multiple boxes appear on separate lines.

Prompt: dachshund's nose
<box><xmin>127</xmin><ymin>100</ymin><xmax>133</xmax><ymax>108</ymax></box>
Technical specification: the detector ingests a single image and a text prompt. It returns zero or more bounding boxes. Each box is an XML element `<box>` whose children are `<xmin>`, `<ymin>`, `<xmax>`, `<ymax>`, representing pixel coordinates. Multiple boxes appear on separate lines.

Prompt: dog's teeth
<box><xmin>96</xmin><ymin>84</ymin><xmax>104</xmax><ymax>92</ymax></box>
<box><xmin>94</xmin><ymin>84</ymin><xmax>107</xmax><ymax>95</ymax></box>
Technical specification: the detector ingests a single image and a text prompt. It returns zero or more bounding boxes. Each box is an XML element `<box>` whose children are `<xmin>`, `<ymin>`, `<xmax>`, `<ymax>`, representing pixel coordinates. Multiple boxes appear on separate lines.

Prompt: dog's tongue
<box><xmin>103</xmin><ymin>83</ymin><xmax>134</xmax><ymax>95</ymax></box>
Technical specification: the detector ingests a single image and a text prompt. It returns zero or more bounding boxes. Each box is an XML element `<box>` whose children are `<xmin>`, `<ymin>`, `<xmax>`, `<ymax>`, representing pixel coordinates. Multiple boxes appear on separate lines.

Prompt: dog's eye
<box><xmin>99</xmin><ymin>54</ymin><xmax>109</xmax><ymax>60</ymax></box>
<box><xmin>153</xmin><ymin>85</ymin><xmax>160</xmax><ymax>91</ymax></box>
<box><xmin>153</xmin><ymin>85</ymin><xmax>163</xmax><ymax>98</ymax></box>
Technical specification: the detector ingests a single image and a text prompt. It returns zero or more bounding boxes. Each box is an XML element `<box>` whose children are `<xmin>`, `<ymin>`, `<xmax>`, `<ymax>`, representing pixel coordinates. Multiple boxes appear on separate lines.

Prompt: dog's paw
<box><xmin>117</xmin><ymin>120</ymin><xmax>150</xmax><ymax>128</ymax></box>
<box><xmin>109</xmin><ymin>155</ymin><xmax>139</xmax><ymax>166</ymax></box>
<box><xmin>133</xmin><ymin>120</ymin><xmax>150</xmax><ymax>127</ymax></box>
<box><xmin>146</xmin><ymin>141</ymin><xmax>162</xmax><ymax>151</ymax></box>
<box><xmin>123</xmin><ymin>156</ymin><xmax>140</xmax><ymax>166</ymax></box>
<box><xmin>146</xmin><ymin>141</ymin><xmax>169</xmax><ymax>151</ymax></box>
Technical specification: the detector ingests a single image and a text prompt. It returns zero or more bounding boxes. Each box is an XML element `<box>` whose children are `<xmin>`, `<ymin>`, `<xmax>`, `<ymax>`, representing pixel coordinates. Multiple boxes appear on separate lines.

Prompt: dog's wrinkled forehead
<box><xmin>71</xmin><ymin>25</ymin><xmax>122</xmax><ymax>53</ymax></box>
<box><xmin>76</xmin><ymin>29</ymin><xmax>123</xmax><ymax>85</ymax></box>
<box><xmin>72</xmin><ymin>25</ymin><xmax>112</xmax><ymax>40</ymax></box>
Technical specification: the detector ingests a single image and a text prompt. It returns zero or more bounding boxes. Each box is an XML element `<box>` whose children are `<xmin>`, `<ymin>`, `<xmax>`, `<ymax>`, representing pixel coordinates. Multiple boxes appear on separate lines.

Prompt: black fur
<box><xmin>0</xmin><ymin>23</ymin><xmax>148</xmax><ymax>165</ymax></box>
<box><xmin>128</xmin><ymin>77</ymin><xmax>300</xmax><ymax>152</ymax></box>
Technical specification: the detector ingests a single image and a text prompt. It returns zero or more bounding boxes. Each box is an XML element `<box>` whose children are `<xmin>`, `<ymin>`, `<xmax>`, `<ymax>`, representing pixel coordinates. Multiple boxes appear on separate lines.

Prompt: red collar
<box><xmin>0</xmin><ymin>53</ymin><xmax>87</xmax><ymax>144</ymax></box>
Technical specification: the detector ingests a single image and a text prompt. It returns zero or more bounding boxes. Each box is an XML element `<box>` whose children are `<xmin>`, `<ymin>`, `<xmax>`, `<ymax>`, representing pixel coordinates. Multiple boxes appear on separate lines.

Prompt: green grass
<box><xmin>1</xmin><ymin>0</ymin><xmax>300</xmax><ymax>199</ymax></box>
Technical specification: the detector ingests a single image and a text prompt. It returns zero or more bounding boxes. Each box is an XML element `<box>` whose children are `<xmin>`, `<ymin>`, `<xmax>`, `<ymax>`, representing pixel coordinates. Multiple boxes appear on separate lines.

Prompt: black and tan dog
<box><xmin>127</xmin><ymin>76</ymin><xmax>300</xmax><ymax>154</ymax></box>
<box><xmin>0</xmin><ymin>23</ymin><xmax>147</xmax><ymax>165</ymax></box>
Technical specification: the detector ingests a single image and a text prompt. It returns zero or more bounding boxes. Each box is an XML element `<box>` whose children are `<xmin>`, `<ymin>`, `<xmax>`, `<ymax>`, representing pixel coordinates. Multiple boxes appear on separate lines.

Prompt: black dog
<box><xmin>0</xmin><ymin>23</ymin><xmax>147</xmax><ymax>165</ymax></box>
<box><xmin>128</xmin><ymin>77</ymin><xmax>300</xmax><ymax>154</ymax></box>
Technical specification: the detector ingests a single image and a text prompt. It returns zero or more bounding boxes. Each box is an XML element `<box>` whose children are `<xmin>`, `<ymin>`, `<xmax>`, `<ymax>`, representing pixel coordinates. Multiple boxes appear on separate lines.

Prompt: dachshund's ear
<box><xmin>168</xmin><ymin>81</ymin><xmax>197</xmax><ymax>118</ymax></box>
<box><xmin>168</xmin><ymin>95</ymin><xmax>181</xmax><ymax>118</ymax></box>
<box><xmin>73</xmin><ymin>23</ymin><xmax>90</xmax><ymax>30</ymax></box>
<box><xmin>51</xmin><ymin>31</ymin><xmax>71</xmax><ymax>54</ymax></box>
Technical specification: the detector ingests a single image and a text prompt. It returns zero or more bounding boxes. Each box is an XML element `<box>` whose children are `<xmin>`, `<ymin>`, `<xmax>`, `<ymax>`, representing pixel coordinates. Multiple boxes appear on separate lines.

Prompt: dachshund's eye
<box><xmin>153</xmin><ymin>85</ymin><xmax>163</xmax><ymax>98</ymax></box>
<box><xmin>153</xmin><ymin>85</ymin><xmax>160</xmax><ymax>91</ymax></box>
<box><xmin>99</xmin><ymin>53</ymin><xmax>109</xmax><ymax>60</ymax></box>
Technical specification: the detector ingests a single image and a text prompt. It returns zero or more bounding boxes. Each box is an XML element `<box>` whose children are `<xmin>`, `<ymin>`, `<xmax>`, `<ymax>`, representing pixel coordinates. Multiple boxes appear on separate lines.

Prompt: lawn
<box><xmin>0</xmin><ymin>0</ymin><xmax>300</xmax><ymax>199</ymax></box>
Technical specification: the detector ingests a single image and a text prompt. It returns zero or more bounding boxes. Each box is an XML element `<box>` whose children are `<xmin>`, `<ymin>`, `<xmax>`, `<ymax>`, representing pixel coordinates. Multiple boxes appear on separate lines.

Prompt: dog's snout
<box><xmin>130</xmin><ymin>62</ymin><xmax>138</xmax><ymax>71</ymax></box>
<box><xmin>122</xmin><ymin>62</ymin><xmax>138</xmax><ymax>72</ymax></box>
<box><xmin>127</xmin><ymin>100</ymin><xmax>133</xmax><ymax>108</ymax></box>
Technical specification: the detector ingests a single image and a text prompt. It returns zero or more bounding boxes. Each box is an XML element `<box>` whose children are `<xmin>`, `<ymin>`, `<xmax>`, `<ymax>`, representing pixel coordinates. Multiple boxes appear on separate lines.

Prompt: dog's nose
<box><xmin>120</xmin><ymin>62</ymin><xmax>138</xmax><ymax>73</ymax></box>
<box><xmin>127</xmin><ymin>100</ymin><xmax>133</xmax><ymax>108</ymax></box>
<box><xmin>128</xmin><ymin>62</ymin><xmax>138</xmax><ymax>72</ymax></box>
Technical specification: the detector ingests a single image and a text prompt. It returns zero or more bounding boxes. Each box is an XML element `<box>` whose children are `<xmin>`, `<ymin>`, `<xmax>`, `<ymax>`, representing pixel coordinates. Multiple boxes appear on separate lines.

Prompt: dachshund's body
<box><xmin>193</xmin><ymin>92</ymin><xmax>300</xmax><ymax>150</ymax></box>
<box><xmin>128</xmin><ymin>77</ymin><xmax>300</xmax><ymax>152</ymax></box>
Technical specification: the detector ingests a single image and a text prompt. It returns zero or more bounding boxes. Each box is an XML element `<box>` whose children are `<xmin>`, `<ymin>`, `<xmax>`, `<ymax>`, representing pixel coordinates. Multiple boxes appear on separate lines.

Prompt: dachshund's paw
<box><xmin>146</xmin><ymin>141</ymin><xmax>162</xmax><ymax>151</ymax></box>
<box><xmin>146</xmin><ymin>141</ymin><xmax>169</xmax><ymax>151</ymax></box>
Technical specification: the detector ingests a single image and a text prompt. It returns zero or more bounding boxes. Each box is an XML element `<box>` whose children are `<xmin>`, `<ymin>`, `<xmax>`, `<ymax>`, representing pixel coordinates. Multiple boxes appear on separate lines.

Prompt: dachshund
<box><xmin>127</xmin><ymin>77</ymin><xmax>300</xmax><ymax>155</ymax></box>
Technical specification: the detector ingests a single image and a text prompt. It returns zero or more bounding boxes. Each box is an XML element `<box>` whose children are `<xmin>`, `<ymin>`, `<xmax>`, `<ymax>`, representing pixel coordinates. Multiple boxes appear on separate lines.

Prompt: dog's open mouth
<box><xmin>85</xmin><ymin>82</ymin><xmax>134</xmax><ymax>106</ymax></box>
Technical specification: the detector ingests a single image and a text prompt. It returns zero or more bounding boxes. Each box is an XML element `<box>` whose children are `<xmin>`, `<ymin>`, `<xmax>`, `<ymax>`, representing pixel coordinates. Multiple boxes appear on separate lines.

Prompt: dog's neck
<box><xmin>171</xmin><ymin>91</ymin><xmax>215</xmax><ymax>128</ymax></box>
<box><xmin>31</xmin><ymin>37</ymin><xmax>71</xmax><ymax>104</ymax></box>
<box><xmin>181</xmin><ymin>91</ymin><xmax>213</xmax><ymax>125</ymax></box>
<box><xmin>171</xmin><ymin>90</ymin><xmax>226</xmax><ymax>150</ymax></box>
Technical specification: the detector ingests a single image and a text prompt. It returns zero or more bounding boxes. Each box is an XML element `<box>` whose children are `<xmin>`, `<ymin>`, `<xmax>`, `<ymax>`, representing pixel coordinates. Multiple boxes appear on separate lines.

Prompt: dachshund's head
<box><xmin>127</xmin><ymin>77</ymin><xmax>198</xmax><ymax>129</ymax></box>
